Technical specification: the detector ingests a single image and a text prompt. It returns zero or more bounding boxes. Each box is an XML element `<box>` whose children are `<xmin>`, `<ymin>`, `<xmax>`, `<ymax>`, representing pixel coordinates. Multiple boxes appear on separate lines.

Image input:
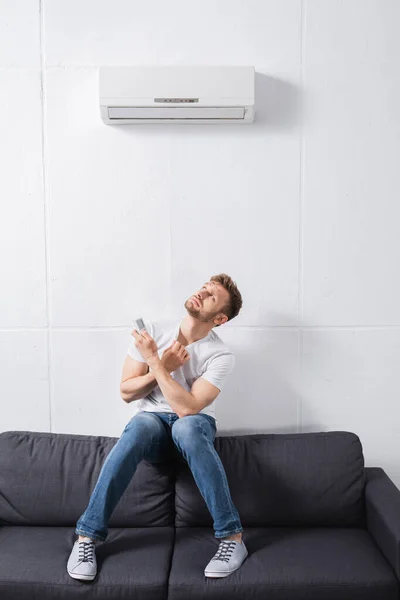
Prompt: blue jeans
<box><xmin>75</xmin><ymin>411</ymin><xmax>243</xmax><ymax>542</ymax></box>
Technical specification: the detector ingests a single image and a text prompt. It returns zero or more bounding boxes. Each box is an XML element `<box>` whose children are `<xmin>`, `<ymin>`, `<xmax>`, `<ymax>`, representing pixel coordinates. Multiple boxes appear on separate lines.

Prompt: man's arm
<box><xmin>146</xmin><ymin>354</ymin><xmax>196</xmax><ymax>418</ymax></box>
<box><xmin>121</xmin><ymin>371</ymin><xmax>160</xmax><ymax>403</ymax></box>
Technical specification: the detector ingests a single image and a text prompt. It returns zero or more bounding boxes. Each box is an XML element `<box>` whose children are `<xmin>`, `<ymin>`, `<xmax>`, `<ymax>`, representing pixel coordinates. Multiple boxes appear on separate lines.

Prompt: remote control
<box><xmin>133</xmin><ymin>317</ymin><xmax>146</xmax><ymax>333</ymax></box>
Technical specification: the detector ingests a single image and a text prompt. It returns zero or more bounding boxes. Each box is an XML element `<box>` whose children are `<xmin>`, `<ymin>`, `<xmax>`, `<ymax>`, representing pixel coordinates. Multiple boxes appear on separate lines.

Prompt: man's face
<box><xmin>184</xmin><ymin>281</ymin><xmax>229</xmax><ymax>325</ymax></box>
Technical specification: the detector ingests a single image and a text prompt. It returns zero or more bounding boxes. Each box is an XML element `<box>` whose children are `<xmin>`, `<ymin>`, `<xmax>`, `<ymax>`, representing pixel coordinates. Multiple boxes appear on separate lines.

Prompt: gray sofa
<box><xmin>0</xmin><ymin>428</ymin><xmax>399</xmax><ymax>599</ymax></box>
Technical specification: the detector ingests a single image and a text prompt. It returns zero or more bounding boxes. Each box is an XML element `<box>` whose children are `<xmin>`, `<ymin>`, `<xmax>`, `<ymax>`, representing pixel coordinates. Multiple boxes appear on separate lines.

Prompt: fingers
<box><xmin>170</xmin><ymin>340</ymin><xmax>189</xmax><ymax>358</ymax></box>
<box><xmin>179</xmin><ymin>347</ymin><xmax>189</xmax><ymax>359</ymax></box>
<box><xmin>132</xmin><ymin>328</ymin><xmax>147</xmax><ymax>337</ymax></box>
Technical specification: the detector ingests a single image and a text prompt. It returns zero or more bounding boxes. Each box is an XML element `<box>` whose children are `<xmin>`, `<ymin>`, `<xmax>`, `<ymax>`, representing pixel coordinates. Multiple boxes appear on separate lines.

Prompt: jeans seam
<box><xmin>214</xmin><ymin>459</ymin><xmax>241</xmax><ymax>535</ymax></box>
<box><xmin>197</xmin><ymin>419</ymin><xmax>241</xmax><ymax>536</ymax></box>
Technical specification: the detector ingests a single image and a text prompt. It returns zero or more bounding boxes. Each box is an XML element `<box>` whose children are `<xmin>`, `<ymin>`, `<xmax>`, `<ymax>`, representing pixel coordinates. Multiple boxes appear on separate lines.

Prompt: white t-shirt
<box><xmin>127</xmin><ymin>317</ymin><xmax>235</xmax><ymax>424</ymax></box>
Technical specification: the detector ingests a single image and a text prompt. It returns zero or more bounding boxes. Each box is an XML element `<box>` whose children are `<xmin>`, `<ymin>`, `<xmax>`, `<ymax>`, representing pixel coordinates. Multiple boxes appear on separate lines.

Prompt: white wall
<box><xmin>1</xmin><ymin>1</ymin><xmax>399</xmax><ymax>486</ymax></box>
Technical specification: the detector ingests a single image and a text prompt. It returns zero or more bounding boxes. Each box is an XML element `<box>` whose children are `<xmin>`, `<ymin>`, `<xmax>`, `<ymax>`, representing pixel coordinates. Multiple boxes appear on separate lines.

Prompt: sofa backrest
<box><xmin>0</xmin><ymin>431</ymin><xmax>175</xmax><ymax>527</ymax></box>
<box><xmin>0</xmin><ymin>429</ymin><xmax>366</xmax><ymax>529</ymax></box>
<box><xmin>175</xmin><ymin>430</ymin><xmax>366</xmax><ymax>528</ymax></box>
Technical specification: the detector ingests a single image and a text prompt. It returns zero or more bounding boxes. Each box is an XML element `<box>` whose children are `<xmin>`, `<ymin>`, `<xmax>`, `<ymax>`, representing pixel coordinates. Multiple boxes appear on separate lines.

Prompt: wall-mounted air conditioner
<box><xmin>99</xmin><ymin>65</ymin><xmax>255</xmax><ymax>124</ymax></box>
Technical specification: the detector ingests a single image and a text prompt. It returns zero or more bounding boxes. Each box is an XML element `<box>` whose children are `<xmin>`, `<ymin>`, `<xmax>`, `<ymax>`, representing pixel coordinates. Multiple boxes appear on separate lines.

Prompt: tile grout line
<box><xmin>298</xmin><ymin>0</ymin><xmax>307</xmax><ymax>432</ymax></box>
<box><xmin>39</xmin><ymin>0</ymin><xmax>53</xmax><ymax>432</ymax></box>
<box><xmin>169</xmin><ymin>154</ymin><xmax>172</xmax><ymax>316</ymax></box>
<box><xmin>2</xmin><ymin>325</ymin><xmax>400</xmax><ymax>331</ymax></box>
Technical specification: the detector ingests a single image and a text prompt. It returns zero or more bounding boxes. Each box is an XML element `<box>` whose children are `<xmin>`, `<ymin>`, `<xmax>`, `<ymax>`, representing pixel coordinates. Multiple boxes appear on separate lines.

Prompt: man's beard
<box><xmin>185</xmin><ymin>300</ymin><xmax>218</xmax><ymax>324</ymax></box>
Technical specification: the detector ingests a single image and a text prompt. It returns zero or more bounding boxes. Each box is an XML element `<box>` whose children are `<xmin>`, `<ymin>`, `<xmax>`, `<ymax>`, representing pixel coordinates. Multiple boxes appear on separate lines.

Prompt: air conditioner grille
<box><xmin>107</xmin><ymin>106</ymin><xmax>245</xmax><ymax>120</ymax></box>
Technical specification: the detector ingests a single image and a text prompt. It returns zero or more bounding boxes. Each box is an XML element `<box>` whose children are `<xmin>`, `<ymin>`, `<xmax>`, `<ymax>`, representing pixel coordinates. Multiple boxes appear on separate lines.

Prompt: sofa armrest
<box><xmin>365</xmin><ymin>467</ymin><xmax>400</xmax><ymax>581</ymax></box>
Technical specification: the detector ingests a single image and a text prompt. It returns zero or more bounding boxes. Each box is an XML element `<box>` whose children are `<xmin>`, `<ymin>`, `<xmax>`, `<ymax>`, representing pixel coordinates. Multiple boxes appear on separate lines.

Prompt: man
<box><xmin>67</xmin><ymin>273</ymin><xmax>247</xmax><ymax>581</ymax></box>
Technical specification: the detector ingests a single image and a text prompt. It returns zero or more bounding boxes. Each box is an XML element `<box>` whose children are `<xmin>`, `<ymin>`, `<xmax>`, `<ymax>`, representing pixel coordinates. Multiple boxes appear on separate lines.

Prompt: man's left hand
<box><xmin>131</xmin><ymin>329</ymin><xmax>159</xmax><ymax>362</ymax></box>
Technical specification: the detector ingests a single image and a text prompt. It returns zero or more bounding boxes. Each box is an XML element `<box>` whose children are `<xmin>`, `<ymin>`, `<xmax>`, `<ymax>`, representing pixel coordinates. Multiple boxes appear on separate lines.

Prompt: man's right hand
<box><xmin>161</xmin><ymin>341</ymin><xmax>191</xmax><ymax>373</ymax></box>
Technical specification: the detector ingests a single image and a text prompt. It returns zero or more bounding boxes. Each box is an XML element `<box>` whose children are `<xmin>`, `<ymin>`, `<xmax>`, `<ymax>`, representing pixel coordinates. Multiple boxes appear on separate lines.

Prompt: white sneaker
<box><xmin>67</xmin><ymin>538</ymin><xmax>97</xmax><ymax>581</ymax></box>
<box><xmin>204</xmin><ymin>539</ymin><xmax>248</xmax><ymax>578</ymax></box>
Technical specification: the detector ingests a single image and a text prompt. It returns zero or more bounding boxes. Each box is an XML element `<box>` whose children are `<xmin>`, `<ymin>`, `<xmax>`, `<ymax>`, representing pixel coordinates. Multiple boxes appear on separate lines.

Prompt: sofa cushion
<box><xmin>175</xmin><ymin>431</ymin><xmax>366</xmax><ymax>528</ymax></box>
<box><xmin>168</xmin><ymin>527</ymin><xmax>399</xmax><ymax>600</ymax></box>
<box><xmin>0</xmin><ymin>525</ymin><xmax>173</xmax><ymax>599</ymax></box>
<box><xmin>0</xmin><ymin>431</ymin><xmax>175</xmax><ymax>527</ymax></box>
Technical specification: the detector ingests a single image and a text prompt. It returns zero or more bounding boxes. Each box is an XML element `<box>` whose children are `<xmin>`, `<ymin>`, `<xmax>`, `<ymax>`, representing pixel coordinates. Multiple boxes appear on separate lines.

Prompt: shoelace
<box><xmin>78</xmin><ymin>541</ymin><xmax>95</xmax><ymax>563</ymax></box>
<box><xmin>211</xmin><ymin>540</ymin><xmax>237</xmax><ymax>563</ymax></box>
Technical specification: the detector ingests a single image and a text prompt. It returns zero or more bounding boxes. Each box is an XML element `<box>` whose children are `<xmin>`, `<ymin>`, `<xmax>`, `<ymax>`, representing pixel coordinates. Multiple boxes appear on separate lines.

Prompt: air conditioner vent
<box><xmin>107</xmin><ymin>107</ymin><xmax>245</xmax><ymax>120</ymax></box>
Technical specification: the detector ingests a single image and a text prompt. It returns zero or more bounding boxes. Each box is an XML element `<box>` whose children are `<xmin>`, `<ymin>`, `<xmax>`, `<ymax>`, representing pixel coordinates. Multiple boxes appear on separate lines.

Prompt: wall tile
<box><xmin>301</xmin><ymin>328</ymin><xmax>400</xmax><ymax>487</ymax></box>
<box><xmin>303</xmin><ymin>1</ymin><xmax>400</xmax><ymax>325</ymax></box>
<box><xmin>43</xmin><ymin>0</ymin><xmax>301</xmax><ymax>66</ymax></box>
<box><xmin>0</xmin><ymin>70</ymin><xmax>46</xmax><ymax>327</ymax></box>
<box><xmin>51</xmin><ymin>328</ymin><xmax>139</xmax><ymax>436</ymax></box>
<box><xmin>45</xmin><ymin>69</ymin><xmax>171</xmax><ymax>326</ymax></box>
<box><xmin>0</xmin><ymin>331</ymin><xmax>49</xmax><ymax>431</ymax></box>
<box><xmin>0</xmin><ymin>0</ymin><xmax>40</xmax><ymax>68</ymax></box>
<box><xmin>215</xmin><ymin>327</ymin><xmax>300</xmax><ymax>435</ymax></box>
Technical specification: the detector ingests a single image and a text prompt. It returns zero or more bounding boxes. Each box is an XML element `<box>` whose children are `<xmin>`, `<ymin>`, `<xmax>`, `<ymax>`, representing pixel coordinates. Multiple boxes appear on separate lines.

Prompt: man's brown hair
<box><xmin>210</xmin><ymin>273</ymin><xmax>243</xmax><ymax>327</ymax></box>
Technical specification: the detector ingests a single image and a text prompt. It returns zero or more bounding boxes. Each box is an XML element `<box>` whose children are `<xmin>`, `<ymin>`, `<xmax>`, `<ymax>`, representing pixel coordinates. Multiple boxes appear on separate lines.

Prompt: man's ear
<box><xmin>214</xmin><ymin>315</ymin><xmax>228</xmax><ymax>326</ymax></box>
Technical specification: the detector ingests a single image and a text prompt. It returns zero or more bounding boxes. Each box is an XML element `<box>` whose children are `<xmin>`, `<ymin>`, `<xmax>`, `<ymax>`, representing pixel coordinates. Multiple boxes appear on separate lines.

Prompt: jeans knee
<box><xmin>171</xmin><ymin>415</ymin><xmax>203</xmax><ymax>446</ymax></box>
<box><xmin>123</xmin><ymin>412</ymin><xmax>167</xmax><ymax>444</ymax></box>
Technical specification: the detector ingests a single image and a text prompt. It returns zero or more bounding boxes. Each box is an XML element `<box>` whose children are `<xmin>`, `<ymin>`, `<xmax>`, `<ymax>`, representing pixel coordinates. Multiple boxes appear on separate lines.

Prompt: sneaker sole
<box><xmin>204</xmin><ymin>570</ymin><xmax>231</xmax><ymax>578</ymax></box>
<box><xmin>67</xmin><ymin>569</ymin><xmax>96</xmax><ymax>581</ymax></box>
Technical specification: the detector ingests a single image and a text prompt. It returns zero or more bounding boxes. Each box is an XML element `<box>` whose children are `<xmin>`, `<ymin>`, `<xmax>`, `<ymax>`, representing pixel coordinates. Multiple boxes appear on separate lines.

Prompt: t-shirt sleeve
<box><xmin>127</xmin><ymin>319</ymin><xmax>155</xmax><ymax>363</ymax></box>
<box><xmin>200</xmin><ymin>352</ymin><xmax>235</xmax><ymax>392</ymax></box>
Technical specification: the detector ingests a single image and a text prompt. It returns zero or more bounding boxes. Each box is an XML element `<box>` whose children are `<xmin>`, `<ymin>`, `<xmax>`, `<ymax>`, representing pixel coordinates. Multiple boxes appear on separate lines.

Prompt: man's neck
<box><xmin>179</xmin><ymin>316</ymin><xmax>213</xmax><ymax>346</ymax></box>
